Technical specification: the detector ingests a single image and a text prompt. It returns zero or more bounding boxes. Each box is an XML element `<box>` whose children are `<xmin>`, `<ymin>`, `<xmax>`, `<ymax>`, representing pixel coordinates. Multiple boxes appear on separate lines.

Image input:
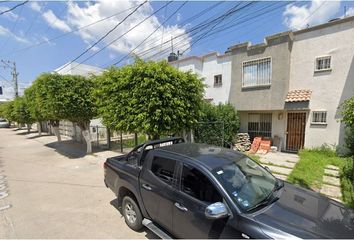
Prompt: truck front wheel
<box><xmin>122</xmin><ymin>196</ymin><xmax>143</xmax><ymax>231</ymax></box>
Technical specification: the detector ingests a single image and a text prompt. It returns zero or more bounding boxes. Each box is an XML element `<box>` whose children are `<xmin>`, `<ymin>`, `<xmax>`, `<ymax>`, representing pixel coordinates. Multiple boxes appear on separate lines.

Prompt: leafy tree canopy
<box><xmin>95</xmin><ymin>59</ymin><xmax>204</xmax><ymax>138</ymax></box>
<box><xmin>24</xmin><ymin>83</ymin><xmax>45</xmax><ymax>122</ymax></box>
<box><xmin>59</xmin><ymin>74</ymin><xmax>97</xmax><ymax>129</ymax></box>
<box><xmin>33</xmin><ymin>73</ymin><xmax>68</xmax><ymax>123</ymax></box>
<box><xmin>195</xmin><ymin>102</ymin><xmax>240</xmax><ymax>147</ymax></box>
<box><xmin>0</xmin><ymin>101</ymin><xmax>15</xmax><ymax>122</ymax></box>
<box><xmin>12</xmin><ymin>96</ymin><xmax>34</xmax><ymax>125</ymax></box>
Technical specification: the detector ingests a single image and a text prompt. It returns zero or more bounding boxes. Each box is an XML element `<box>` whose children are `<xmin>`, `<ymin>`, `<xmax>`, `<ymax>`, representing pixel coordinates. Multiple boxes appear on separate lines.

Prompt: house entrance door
<box><xmin>286</xmin><ymin>112</ymin><xmax>306</xmax><ymax>152</ymax></box>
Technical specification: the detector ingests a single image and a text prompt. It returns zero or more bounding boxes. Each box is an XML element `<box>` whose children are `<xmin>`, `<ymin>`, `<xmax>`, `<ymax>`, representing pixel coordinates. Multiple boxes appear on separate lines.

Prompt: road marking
<box><xmin>0</xmin><ymin>204</ymin><xmax>11</xmax><ymax>211</ymax></box>
<box><xmin>0</xmin><ymin>191</ymin><xmax>9</xmax><ymax>199</ymax></box>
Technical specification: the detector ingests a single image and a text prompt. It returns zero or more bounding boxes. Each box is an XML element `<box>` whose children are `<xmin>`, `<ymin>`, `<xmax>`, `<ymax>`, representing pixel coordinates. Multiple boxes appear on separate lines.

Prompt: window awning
<box><xmin>285</xmin><ymin>89</ymin><xmax>312</xmax><ymax>102</ymax></box>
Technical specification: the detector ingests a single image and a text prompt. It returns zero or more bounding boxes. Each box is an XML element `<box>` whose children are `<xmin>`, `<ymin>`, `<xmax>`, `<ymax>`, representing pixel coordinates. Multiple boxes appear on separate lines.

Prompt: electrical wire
<box><xmin>111</xmin><ymin>1</ymin><xmax>188</xmax><ymax>66</ymax></box>
<box><xmin>102</xmin><ymin>1</ymin><xmax>225</xmax><ymax>67</ymax></box>
<box><xmin>143</xmin><ymin>1</ymin><xmax>287</xmax><ymax>61</ymax></box>
<box><xmin>0</xmin><ymin>0</ymin><xmax>28</xmax><ymax>15</ymax></box>
<box><xmin>66</xmin><ymin>1</ymin><xmax>173</xmax><ymax>72</ymax></box>
<box><xmin>55</xmin><ymin>0</ymin><xmax>148</xmax><ymax>73</ymax></box>
<box><xmin>4</xmin><ymin>5</ymin><xmax>137</xmax><ymax>57</ymax></box>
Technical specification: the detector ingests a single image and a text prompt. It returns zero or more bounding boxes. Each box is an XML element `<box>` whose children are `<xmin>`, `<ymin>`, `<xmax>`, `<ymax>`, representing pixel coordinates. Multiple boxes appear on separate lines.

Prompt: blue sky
<box><xmin>0</xmin><ymin>0</ymin><xmax>354</xmax><ymax>87</ymax></box>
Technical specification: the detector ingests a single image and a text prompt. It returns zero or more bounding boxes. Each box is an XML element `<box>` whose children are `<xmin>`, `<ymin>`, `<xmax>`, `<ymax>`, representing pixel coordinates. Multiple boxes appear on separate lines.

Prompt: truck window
<box><xmin>151</xmin><ymin>157</ymin><xmax>176</xmax><ymax>185</ymax></box>
<box><xmin>181</xmin><ymin>164</ymin><xmax>222</xmax><ymax>203</ymax></box>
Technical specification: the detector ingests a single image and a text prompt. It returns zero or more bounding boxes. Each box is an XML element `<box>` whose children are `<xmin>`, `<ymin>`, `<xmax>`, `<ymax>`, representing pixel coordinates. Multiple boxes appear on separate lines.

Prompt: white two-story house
<box><xmin>170</xmin><ymin>52</ymin><xmax>231</xmax><ymax>105</ymax></box>
<box><xmin>171</xmin><ymin>16</ymin><xmax>354</xmax><ymax>152</ymax></box>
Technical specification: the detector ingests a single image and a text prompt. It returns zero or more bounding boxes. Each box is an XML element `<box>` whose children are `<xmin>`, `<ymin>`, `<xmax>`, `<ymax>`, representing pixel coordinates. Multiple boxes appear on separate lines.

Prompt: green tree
<box><xmin>24</xmin><ymin>83</ymin><xmax>46</xmax><ymax>136</ymax></box>
<box><xmin>95</xmin><ymin>59</ymin><xmax>204</xmax><ymax>139</ymax></box>
<box><xmin>33</xmin><ymin>73</ymin><xmax>67</xmax><ymax>142</ymax></box>
<box><xmin>0</xmin><ymin>101</ymin><xmax>15</xmax><ymax>125</ymax></box>
<box><xmin>341</xmin><ymin>94</ymin><xmax>354</xmax><ymax>178</ymax></box>
<box><xmin>195</xmin><ymin>102</ymin><xmax>240</xmax><ymax>147</ymax></box>
<box><xmin>12</xmin><ymin>96</ymin><xmax>35</xmax><ymax>132</ymax></box>
<box><xmin>58</xmin><ymin>74</ymin><xmax>97</xmax><ymax>153</ymax></box>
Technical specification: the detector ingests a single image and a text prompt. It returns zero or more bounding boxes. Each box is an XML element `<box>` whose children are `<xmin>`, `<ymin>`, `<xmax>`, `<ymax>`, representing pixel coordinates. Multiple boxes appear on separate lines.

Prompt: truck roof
<box><xmin>158</xmin><ymin>142</ymin><xmax>246</xmax><ymax>170</ymax></box>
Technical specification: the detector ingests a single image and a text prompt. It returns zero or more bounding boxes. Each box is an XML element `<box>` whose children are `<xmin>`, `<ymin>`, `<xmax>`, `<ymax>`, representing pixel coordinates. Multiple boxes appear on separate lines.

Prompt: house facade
<box><xmin>172</xmin><ymin>16</ymin><xmax>354</xmax><ymax>152</ymax></box>
<box><xmin>170</xmin><ymin>52</ymin><xmax>231</xmax><ymax>105</ymax></box>
<box><xmin>289</xmin><ymin>17</ymin><xmax>354</xmax><ymax>151</ymax></box>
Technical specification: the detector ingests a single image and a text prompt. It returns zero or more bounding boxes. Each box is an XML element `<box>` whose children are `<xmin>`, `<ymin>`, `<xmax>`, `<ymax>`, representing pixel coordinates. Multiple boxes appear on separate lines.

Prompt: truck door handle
<box><xmin>174</xmin><ymin>202</ymin><xmax>188</xmax><ymax>212</ymax></box>
<box><xmin>142</xmin><ymin>184</ymin><xmax>152</xmax><ymax>191</ymax></box>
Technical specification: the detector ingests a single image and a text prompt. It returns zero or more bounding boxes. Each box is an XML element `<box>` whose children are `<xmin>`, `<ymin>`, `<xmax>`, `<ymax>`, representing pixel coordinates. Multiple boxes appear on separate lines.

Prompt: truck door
<box><xmin>139</xmin><ymin>152</ymin><xmax>178</xmax><ymax>232</ymax></box>
<box><xmin>172</xmin><ymin>163</ymin><xmax>242</xmax><ymax>239</ymax></box>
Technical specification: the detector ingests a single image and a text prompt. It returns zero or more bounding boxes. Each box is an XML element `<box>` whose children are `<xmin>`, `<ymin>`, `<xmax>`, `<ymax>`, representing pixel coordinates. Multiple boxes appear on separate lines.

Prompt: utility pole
<box><xmin>1</xmin><ymin>60</ymin><xmax>18</xmax><ymax>98</ymax></box>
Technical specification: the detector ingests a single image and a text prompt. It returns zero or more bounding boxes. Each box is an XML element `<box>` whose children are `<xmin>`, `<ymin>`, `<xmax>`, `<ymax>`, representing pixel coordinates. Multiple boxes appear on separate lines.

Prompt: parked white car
<box><xmin>0</xmin><ymin>118</ymin><xmax>10</xmax><ymax>128</ymax></box>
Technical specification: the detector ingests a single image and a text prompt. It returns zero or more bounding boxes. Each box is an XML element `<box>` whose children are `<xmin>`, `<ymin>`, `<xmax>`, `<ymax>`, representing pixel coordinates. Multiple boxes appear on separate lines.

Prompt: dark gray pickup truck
<box><xmin>104</xmin><ymin>137</ymin><xmax>354</xmax><ymax>239</ymax></box>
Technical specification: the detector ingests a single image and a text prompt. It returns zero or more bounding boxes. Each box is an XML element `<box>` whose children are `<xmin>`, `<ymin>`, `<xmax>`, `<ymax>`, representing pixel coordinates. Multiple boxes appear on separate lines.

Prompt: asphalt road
<box><xmin>0</xmin><ymin>128</ymin><xmax>153</xmax><ymax>238</ymax></box>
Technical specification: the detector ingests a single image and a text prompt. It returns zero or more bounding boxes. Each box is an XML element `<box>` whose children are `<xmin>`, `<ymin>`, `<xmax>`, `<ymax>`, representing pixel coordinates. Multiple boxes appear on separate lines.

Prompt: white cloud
<box><xmin>63</xmin><ymin>0</ymin><xmax>190</xmax><ymax>60</ymax></box>
<box><xmin>283</xmin><ymin>0</ymin><xmax>341</xmax><ymax>30</ymax></box>
<box><xmin>0</xmin><ymin>25</ymin><xmax>29</xmax><ymax>44</ymax></box>
<box><xmin>343</xmin><ymin>7</ymin><xmax>354</xmax><ymax>17</ymax></box>
<box><xmin>30</xmin><ymin>2</ymin><xmax>42</xmax><ymax>12</ymax></box>
<box><xmin>43</xmin><ymin>10</ymin><xmax>71</xmax><ymax>32</ymax></box>
<box><xmin>0</xmin><ymin>6</ymin><xmax>19</xmax><ymax>20</ymax></box>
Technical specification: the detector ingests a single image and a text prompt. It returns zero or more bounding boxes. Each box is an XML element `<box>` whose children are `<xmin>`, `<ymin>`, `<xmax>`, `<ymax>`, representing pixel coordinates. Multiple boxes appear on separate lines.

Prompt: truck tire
<box><xmin>122</xmin><ymin>196</ymin><xmax>143</xmax><ymax>231</ymax></box>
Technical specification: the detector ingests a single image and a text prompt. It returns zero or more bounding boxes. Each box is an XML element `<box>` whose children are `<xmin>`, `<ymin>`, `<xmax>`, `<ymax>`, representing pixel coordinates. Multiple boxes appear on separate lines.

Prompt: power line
<box><xmin>0</xmin><ymin>1</ymin><xmax>26</xmax><ymax>53</ymax></box>
<box><xmin>67</xmin><ymin>1</ymin><xmax>173</xmax><ymax>72</ymax></box>
<box><xmin>4</xmin><ymin>5</ymin><xmax>137</xmax><ymax>57</ymax></box>
<box><xmin>110</xmin><ymin>1</ymin><xmax>187</xmax><ymax>66</ymax></box>
<box><xmin>180</xmin><ymin>2</ymin><xmax>248</xmax><ymax>55</ymax></box>
<box><xmin>102</xmin><ymin>1</ymin><xmax>225</xmax><ymax>67</ymax></box>
<box><xmin>141</xmin><ymin>2</ymin><xmax>256</xmax><ymax>62</ymax></box>
<box><xmin>144</xmin><ymin>1</ymin><xmax>287</xmax><ymax>62</ymax></box>
<box><xmin>105</xmin><ymin>1</ymin><xmax>245</xmax><ymax>67</ymax></box>
<box><xmin>55</xmin><ymin>1</ymin><xmax>148</xmax><ymax>73</ymax></box>
<box><xmin>0</xmin><ymin>0</ymin><xmax>28</xmax><ymax>15</ymax></box>
<box><xmin>300</xmin><ymin>1</ymin><xmax>326</xmax><ymax>29</ymax></box>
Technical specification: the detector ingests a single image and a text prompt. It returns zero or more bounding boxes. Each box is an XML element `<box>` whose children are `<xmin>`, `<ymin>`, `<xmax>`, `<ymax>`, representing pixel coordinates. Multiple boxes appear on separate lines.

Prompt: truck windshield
<box><xmin>212</xmin><ymin>157</ymin><xmax>276</xmax><ymax>212</ymax></box>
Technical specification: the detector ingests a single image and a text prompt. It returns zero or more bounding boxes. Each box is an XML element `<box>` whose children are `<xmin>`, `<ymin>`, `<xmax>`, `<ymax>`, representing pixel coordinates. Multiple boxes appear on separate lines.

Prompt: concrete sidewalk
<box><xmin>0</xmin><ymin>128</ymin><xmax>153</xmax><ymax>239</ymax></box>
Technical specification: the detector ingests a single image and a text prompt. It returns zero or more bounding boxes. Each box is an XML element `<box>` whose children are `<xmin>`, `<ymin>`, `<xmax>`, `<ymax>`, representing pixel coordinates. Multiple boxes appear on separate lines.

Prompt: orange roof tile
<box><xmin>285</xmin><ymin>89</ymin><xmax>312</xmax><ymax>102</ymax></box>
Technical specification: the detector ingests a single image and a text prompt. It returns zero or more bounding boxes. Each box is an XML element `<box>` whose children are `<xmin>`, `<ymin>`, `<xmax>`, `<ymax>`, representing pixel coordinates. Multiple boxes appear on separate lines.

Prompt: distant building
<box><xmin>54</xmin><ymin>62</ymin><xmax>103</xmax><ymax>76</ymax></box>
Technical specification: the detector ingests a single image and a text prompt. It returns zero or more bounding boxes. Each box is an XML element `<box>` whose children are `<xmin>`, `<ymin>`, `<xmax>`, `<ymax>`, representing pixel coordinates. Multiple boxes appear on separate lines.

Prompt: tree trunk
<box><xmin>50</xmin><ymin>120</ymin><xmax>61</xmax><ymax>142</ymax></box>
<box><xmin>26</xmin><ymin>124</ymin><xmax>31</xmax><ymax>133</ymax></box>
<box><xmin>352</xmin><ymin>155</ymin><xmax>354</xmax><ymax>181</ymax></box>
<box><xmin>78</xmin><ymin>121</ymin><xmax>92</xmax><ymax>154</ymax></box>
<box><xmin>37</xmin><ymin>122</ymin><xmax>42</xmax><ymax>136</ymax></box>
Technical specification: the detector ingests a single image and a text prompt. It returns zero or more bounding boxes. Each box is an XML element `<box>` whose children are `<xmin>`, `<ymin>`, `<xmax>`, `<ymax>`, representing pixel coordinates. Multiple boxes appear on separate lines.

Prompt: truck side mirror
<box><xmin>205</xmin><ymin>202</ymin><xmax>229</xmax><ymax>219</ymax></box>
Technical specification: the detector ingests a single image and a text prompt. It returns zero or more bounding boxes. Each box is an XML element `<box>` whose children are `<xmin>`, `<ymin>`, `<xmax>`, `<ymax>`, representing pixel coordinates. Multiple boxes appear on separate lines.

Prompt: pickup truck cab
<box><xmin>104</xmin><ymin>138</ymin><xmax>354</xmax><ymax>239</ymax></box>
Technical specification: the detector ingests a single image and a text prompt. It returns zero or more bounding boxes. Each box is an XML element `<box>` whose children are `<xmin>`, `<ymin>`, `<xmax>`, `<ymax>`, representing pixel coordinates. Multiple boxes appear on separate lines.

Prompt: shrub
<box><xmin>194</xmin><ymin>102</ymin><xmax>239</xmax><ymax>147</ymax></box>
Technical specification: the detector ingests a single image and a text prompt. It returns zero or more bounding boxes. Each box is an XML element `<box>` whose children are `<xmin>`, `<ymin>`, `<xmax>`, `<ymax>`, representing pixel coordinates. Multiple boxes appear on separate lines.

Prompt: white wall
<box><xmin>290</xmin><ymin>20</ymin><xmax>354</xmax><ymax>148</ymax></box>
<box><xmin>171</xmin><ymin>53</ymin><xmax>231</xmax><ymax>105</ymax></box>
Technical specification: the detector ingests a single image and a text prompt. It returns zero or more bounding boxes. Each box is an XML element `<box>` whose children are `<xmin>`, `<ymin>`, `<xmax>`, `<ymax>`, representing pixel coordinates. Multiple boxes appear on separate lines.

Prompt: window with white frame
<box><xmin>311</xmin><ymin>111</ymin><xmax>327</xmax><ymax>124</ymax></box>
<box><xmin>214</xmin><ymin>74</ymin><xmax>222</xmax><ymax>86</ymax></box>
<box><xmin>0</xmin><ymin>86</ymin><xmax>2</xmax><ymax>95</ymax></box>
<box><xmin>315</xmin><ymin>56</ymin><xmax>331</xmax><ymax>71</ymax></box>
<box><xmin>242</xmin><ymin>57</ymin><xmax>271</xmax><ymax>87</ymax></box>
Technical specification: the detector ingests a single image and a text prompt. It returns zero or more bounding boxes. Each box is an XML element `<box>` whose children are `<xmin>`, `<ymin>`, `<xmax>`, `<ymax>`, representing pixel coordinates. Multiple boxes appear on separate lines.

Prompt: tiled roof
<box><xmin>285</xmin><ymin>89</ymin><xmax>312</xmax><ymax>102</ymax></box>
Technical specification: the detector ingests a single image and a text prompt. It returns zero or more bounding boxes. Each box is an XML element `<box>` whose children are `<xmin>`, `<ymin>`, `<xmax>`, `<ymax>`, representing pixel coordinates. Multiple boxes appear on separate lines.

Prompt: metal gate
<box><xmin>286</xmin><ymin>112</ymin><xmax>306</xmax><ymax>152</ymax></box>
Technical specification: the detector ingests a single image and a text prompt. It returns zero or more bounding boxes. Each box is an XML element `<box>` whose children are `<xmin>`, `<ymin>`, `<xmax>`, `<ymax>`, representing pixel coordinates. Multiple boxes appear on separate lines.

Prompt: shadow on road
<box><xmin>44</xmin><ymin>140</ymin><xmax>108</xmax><ymax>159</ymax></box>
<box><xmin>16</xmin><ymin>130</ymin><xmax>38</xmax><ymax>135</ymax></box>
<box><xmin>27</xmin><ymin>134</ymin><xmax>51</xmax><ymax>139</ymax></box>
<box><xmin>45</xmin><ymin>140</ymin><xmax>89</xmax><ymax>158</ymax></box>
<box><xmin>110</xmin><ymin>198</ymin><xmax>158</xmax><ymax>239</ymax></box>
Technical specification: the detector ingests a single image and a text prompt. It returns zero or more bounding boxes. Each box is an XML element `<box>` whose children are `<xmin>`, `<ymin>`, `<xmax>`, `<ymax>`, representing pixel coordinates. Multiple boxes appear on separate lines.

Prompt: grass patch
<box><xmin>287</xmin><ymin>146</ymin><xmax>354</xmax><ymax>209</ymax></box>
<box><xmin>287</xmin><ymin>147</ymin><xmax>345</xmax><ymax>190</ymax></box>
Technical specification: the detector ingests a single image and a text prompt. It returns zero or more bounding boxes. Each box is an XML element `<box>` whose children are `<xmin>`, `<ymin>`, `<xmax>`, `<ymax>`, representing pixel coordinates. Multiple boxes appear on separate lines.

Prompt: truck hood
<box><xmin>254</xmin><ymin>182</ymin><xmax>354</xmax><ymax>239</ymax></box>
